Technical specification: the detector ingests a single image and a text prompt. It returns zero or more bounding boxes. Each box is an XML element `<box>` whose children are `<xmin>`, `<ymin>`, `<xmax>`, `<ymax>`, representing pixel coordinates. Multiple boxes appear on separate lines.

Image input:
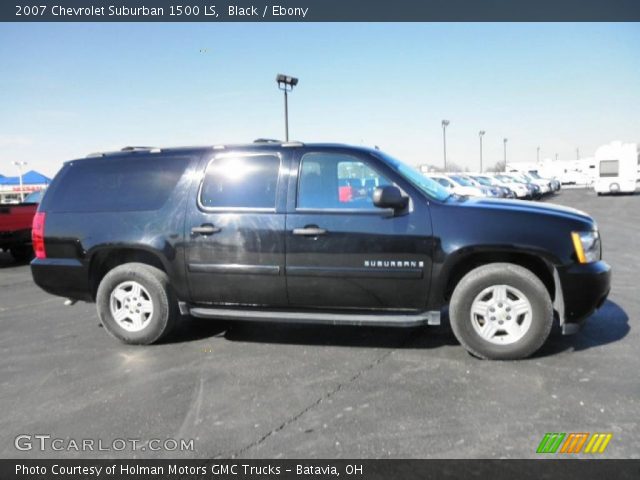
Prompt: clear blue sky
<box><xmin>1</xmin><ymin>23</ymin><xmax>639</xmax><ymax>176</ymax></box>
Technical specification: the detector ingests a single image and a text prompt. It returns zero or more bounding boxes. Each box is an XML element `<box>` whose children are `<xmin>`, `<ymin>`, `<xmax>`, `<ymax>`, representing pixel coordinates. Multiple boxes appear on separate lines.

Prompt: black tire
<box><xmin>449</xmin><ymin>263</ymin><xmax>553</xmax><ymax>360</ymax></box>
<box><xmin>96</xmin><ymin>262</ymin><xmax>177</xmax><ymax>345</ymax></box>
<box><xmin>10</xmin><ymin>245</ymin><xmax>34</xmax><ymax>262</ymax></box>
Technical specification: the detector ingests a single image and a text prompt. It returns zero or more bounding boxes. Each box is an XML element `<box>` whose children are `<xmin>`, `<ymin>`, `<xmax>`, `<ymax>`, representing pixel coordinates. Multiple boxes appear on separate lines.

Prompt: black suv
<box><xmin>31</xmin><ymin>143</ymin><xmax>611</xmax><ymax>359</ymax></box>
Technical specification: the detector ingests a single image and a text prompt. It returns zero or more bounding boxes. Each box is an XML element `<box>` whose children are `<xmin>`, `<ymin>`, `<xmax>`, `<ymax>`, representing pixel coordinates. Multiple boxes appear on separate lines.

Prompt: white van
<box><xmin>593</xmin><ymin>142</ymin><xmax>639</xmax><ymax>195</ymax></box>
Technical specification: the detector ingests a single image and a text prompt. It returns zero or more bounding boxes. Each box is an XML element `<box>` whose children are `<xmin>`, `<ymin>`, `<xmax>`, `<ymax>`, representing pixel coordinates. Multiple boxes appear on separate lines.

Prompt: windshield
<box><xmin>449</xmin><ymin>175</ymin><xmax>474</xmax><ymax>187</ymax></box>
<box><xmin>374</xmin><ymin>152</ymin><xmax>450</xmax><ymax>201</ymax></box>
<box><xmin>528</xmin><ymin>171</ymin><xmax>542</xmax><ymax>179</ymax></box>
<box><xmin>496</xmin><ymin>175</ymin><xmax>516</xmax><ymax>184</ymax></box>
<box><xmin>473</xmin><ymin>176</ymin><xmax>492</xmax><ymax>186</ymax></box>
<box><xmin>23</xmin><ymin>190</ymin><xmax>43</xmax><ymax>203</ymax></box>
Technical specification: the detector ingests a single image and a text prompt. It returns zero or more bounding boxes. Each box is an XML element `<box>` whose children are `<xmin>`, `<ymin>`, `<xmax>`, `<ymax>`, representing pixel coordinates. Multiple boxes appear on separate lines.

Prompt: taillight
<box><xmin>32</xmin><ymin>212</ymin><xmax>46</xmax><ymax>259</ymax></box>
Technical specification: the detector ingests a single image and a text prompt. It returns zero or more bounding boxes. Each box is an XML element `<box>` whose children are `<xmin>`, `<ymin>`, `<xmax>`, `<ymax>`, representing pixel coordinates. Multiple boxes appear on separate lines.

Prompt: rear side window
<box><xmin>199</xmin><ymin>154</ymin><xmax>280</xmax><ymax>209</ymax></box>
<box><xmin>599</xmin><ymin>160</ymin><xmax>619</xmax><ymax>177</ymax></box>
<box><xmin>49</xmin><ymin>156</ymin><xmax>190</xmax><ymax>213</ymax></box>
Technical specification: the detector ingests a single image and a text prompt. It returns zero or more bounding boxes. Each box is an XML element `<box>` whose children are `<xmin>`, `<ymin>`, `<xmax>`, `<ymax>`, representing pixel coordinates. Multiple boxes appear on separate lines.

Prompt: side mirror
<box><xmin>373</xmin><ymin>186</ymin><xmax>408</xmax><ymax>211</ymax></box>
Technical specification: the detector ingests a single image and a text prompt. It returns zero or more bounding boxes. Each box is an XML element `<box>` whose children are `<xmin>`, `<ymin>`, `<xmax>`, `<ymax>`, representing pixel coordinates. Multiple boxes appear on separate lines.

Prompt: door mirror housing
<box><xmin>373</xmin><ymin>186</ymin><xmax>408</xmax><ymax>211</ymax></box>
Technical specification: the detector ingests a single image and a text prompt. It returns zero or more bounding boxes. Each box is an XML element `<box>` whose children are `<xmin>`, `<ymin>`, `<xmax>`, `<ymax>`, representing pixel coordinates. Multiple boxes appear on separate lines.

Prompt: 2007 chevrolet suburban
<box><xmin>30</xmin><ymin>142</ymin><xmax>611</xmax><ymax>359</ymax></box>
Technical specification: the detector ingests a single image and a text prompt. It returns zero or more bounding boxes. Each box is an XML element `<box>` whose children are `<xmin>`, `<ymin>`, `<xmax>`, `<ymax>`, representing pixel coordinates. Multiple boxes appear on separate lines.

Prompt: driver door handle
<box><xmin>191</xmin><ymin>224</ymin><xmax>221</xmax><ymax>235</ymax></box>
<box><xmin>293</xmin><ymin>227</ymin><xmax>327</xmax><ymax>236</ymax></box>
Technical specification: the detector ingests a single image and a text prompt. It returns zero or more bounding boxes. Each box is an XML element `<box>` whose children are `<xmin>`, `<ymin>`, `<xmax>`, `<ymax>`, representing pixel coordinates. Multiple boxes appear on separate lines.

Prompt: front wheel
<box><xmin>449</xmin><ymin>263</ymin><xmax>553</xmax><ymax>360</ymax></box>
<box><xmin>96</xmin><ymin>263</ymin><xmax>178</xmax><ymax>344</ymax></box>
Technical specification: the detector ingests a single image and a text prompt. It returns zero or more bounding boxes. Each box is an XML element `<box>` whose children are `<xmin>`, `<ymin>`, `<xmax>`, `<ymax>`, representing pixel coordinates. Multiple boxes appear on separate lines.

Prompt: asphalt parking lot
<box><xmin>0</xmin><ymin>188</ymin><xmax>638</xmax><ymax>459</ymax></box>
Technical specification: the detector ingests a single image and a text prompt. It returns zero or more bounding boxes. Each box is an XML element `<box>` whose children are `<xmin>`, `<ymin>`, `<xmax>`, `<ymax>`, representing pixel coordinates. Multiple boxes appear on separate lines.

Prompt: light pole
<box><xmin>537</xmin><ymin>146</ymin><xmax>540</xmax><ymax>163</ymax></box>
<box><xmin>13</xmin><ymin>161</ymin><xmax>27</xmax><ymax>202</ymax></box>
<box><xmin>276</xmin><ymin>74</ymin><xmax>298</xmax><ymax>142</ymax></box>
<box><xmin>576</xmin><ymin>147</ymin><xmax>580</xmax><ymax>160</ymax></box>
<box><xmin>555</xmin><ymin>153</ymin><xmax>559</xmax><ymax>162</ymax></box>
<box><xmin>441</xmin><ymin>120</ymin><xmax>450</xmax><ymax>171</ymax></box>
<box><xmin>503</xmin><ymin>138</ymin><xmax>508</xmax><ymax>170</ymax></box>
<box><xmin>479</xmin><ymin>130</ymin><xmax>485</xmax><ymax>172</ymax></box>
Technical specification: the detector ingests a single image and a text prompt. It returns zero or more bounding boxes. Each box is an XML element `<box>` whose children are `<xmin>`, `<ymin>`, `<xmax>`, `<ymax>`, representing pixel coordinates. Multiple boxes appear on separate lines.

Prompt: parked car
<box><xmin>448</xmin><ymin>174</ymin><xmax>503</xmax><ymax>198</ymax></box>
<box><xmin>457</xmin><ymin>174</ymin><xmax>507</xmax><ymax>198</ymax></box>
<box><xmin>31</xmin><ymin>143</ymin><xmax>611</xmax><ymax>360</ymax></box>
<box><xmin>493</xmin><ymin>174</ymin><xmax>537</xmax><ymax>199</ymax></box>
<box><xmin>528</xmin><ymin>170</ymin><xmax>561</xmax><ymax>192</ymax></box>
<box><xmin>509</xmin><ymin>171</ymin><xmax>552</xmax><ymax>195</ymax></box>
<box><xmin>0</xmin><ymin>190</ymin><xmax>43</xmax><ymax>261</ymax></box>
<box><xmin>470</xmin><ymin>175</ymin><xmax>516</xmax><ymax>198</ymax></box>
<box><xmin>426</xmin><ymin>173</ymin><xmax>485</xmax><ymax>197</ymax></box>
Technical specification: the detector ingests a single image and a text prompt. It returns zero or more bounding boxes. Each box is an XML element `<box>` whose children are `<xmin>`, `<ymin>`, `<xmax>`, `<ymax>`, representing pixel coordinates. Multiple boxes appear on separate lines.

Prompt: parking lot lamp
<box><xmin>13</xmin><ymin>161</ymin><xmax>27</xmax><ymax>202</ymax></box>
<box><xmin>479</xmin><ymin>130</ymin><xmax>486</xmax><ymax>172</ymax></box>
<box><xmin>442</xmin><ymin>120</ymin><xmax>450</xmax><ymax>171</ymax></box>
<box><xmin>276</xmin><ymin>74</ymin><xmax>299</xmax><ymax>142</ymax></box>
<box><xmin>503</xmin><ymin>138</ymin><xmax>508</xmax><ymax>170</ymax></box>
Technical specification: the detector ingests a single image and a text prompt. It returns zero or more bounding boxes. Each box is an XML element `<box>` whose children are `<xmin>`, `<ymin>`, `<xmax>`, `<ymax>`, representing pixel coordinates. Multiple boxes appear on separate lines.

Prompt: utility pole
<box><xmin>479</xmin><ymin>130</ymin><xmax>486</xmax><ymax>172</ymax></box>
<box><xmin>503</xmin><ymin>138</ymin><xmax>508</xmax><ymax>171</ymax></box>
<box><xmin>442</xmin><ymin>120</ymin><xmax>450</xmax><ymax>171</ymax></box>
<box><xmin>13</xmin><ymin>161</ymin><xmax>27</xmax><ymax>202</ymax></box>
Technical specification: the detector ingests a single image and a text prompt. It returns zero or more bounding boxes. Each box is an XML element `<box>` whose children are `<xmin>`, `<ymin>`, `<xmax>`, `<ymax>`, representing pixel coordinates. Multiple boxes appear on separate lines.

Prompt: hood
<box><xmin>458</xmin><ymin>197</ymin><xmax>594</xmax><ymax>224</ymax></box>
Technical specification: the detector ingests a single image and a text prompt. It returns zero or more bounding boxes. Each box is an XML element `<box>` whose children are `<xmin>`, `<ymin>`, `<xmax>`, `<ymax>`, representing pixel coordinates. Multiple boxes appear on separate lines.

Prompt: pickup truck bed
<box><xmin>0</xmin><ymin>203</ymin><xmax>38</xmax><ymax>261</ymax></box>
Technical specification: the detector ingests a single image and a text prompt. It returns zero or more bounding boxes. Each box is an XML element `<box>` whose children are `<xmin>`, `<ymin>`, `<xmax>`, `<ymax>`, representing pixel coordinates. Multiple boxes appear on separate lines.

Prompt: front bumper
<box><xmin>555</xmin><ymin>260</ymin><xmax>611</xmax><ymax>332</ymax></box>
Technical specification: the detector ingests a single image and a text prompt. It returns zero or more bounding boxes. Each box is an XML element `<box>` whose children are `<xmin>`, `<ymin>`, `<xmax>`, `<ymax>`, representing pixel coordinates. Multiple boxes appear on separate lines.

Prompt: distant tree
<box><xmin>443</xmin><ymin>161</ymin><xmax>464</xmax><ymax>173</ymax></box>
<box><xmin>486</xmin><ymin>160</ymin><xmax>506</xmax><ymax>172</ymax></box>
<box><xmin>420</xmin><ymin>161</ymin><xmax>465</xmax><ymax>173</ymax></box>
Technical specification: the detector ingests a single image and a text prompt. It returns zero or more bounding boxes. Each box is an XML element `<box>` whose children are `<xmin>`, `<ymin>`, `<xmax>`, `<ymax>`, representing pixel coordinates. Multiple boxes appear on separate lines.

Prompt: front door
<box><xmin>185</xmin><ymin>151</ymin><xmax>288</xmax><ymax>306</ymax></box>
<box><xmin>285</xmin><ymin>149</ymin><xmax>433</xmax><ymax>311</ymax></box>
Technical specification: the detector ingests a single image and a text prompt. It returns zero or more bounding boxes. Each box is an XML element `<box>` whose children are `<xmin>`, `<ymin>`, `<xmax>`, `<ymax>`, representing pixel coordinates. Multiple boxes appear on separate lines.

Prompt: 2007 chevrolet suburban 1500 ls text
<box><xmin>30</xmin><ymin>143</ymin><xmax>611</xmax><ymax>359</ymax></box>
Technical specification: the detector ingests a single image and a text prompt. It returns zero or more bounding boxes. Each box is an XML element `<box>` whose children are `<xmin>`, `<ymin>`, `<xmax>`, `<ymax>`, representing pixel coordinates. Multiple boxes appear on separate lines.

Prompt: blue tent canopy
<box><xmin>0</xmin><ymin>170</ymin><xmax>51</xmax><ymax>185</ymax></box>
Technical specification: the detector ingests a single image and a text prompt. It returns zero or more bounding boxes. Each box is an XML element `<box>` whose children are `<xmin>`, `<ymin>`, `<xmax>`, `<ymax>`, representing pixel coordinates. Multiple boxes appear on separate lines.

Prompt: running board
<box><xmin>185</xmin><ymin>305</ymin><xmax>440</xmax><ymax>327</ymax></box>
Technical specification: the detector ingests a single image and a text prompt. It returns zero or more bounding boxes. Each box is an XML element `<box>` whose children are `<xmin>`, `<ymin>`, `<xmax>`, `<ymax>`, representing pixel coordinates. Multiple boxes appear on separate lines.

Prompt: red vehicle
<box><xmin>0</xmin><ymin>190</ymin><xmax>43</xmax><ymax>261</ymax></box>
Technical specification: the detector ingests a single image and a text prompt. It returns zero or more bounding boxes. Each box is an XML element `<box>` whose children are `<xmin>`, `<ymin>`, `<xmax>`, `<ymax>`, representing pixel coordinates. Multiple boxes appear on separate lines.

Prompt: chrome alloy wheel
<box><xmin>109</xmin><ymin>281</ymin><xmax>154</xmax><ymax>332</ymax></box>
<box><xmin>470</xmin><ymin>284</ymin><xmax>532</xmax><ymax>345</ymax></box>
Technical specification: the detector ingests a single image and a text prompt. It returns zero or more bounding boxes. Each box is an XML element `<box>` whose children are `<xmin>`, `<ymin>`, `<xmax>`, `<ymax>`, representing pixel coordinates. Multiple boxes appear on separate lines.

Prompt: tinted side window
<box><xmin>298</xmin><ymin>153</ymin><xmax>392</xmax><ymax>209</ymax></box>
<box><xmin>49</xmin><ymin>156</ymin><xmax>190</xmax><ymax>213</ymax></box>
<box><xmin>200</xmin><ymin>154</ymin><xmax>280</xmax><ymax>209</ymax></box>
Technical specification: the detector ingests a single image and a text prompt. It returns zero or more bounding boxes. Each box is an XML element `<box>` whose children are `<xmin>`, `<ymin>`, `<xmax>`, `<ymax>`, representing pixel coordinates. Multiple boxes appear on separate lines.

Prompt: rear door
<box><xmin>185</xmin><ymin>150</ymin><xmax>289</xmax><ymax>306</ymax></box>
<box><xmin>285</xmin><ymin>149</ymin><xmax>433</xmax><ymax>311</ymax></box>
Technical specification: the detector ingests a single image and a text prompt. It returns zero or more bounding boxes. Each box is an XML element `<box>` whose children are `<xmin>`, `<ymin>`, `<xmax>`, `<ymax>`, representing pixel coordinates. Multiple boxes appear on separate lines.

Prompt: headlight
<box><xmin>571</xmin><ymin>230</ymin><xmax>601</xmax><ymax>263</ymax></box>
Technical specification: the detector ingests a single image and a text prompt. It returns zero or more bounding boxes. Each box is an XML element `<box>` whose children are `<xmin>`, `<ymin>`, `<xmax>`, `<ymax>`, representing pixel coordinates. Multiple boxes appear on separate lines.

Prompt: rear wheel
<box><xmin>96</xmin><ymin>262</ymin><xmax>177</xmax><ymax>344</ymax></box>
<box><xmin>449</xmin><ymin>263</ymin><xmax>553</xmax><ymax>360</ymax></box>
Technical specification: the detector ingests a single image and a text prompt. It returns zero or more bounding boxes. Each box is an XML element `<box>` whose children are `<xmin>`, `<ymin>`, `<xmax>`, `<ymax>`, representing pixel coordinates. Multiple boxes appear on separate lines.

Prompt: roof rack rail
<box><xmin>121</xmin><ymin>146</ymin><xmax>157</xmax><ymax>151</ymax></box>
<box><xmin>253</xmin><ymin>138</ymin><xmax>282</xmax><ymax>144</ymax></box>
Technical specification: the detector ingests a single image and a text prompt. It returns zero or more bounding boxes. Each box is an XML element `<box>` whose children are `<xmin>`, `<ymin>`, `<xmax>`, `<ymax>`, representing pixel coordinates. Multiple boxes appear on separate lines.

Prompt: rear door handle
<box><xmin>293</xmin><ymin>227</ymin><xmax>327</xmax><ymax>236</ymax></box>
<box><xmin>191</xmin><ymin>224</ymin><xmax>221</xmax><ymax>235</ymax></box>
